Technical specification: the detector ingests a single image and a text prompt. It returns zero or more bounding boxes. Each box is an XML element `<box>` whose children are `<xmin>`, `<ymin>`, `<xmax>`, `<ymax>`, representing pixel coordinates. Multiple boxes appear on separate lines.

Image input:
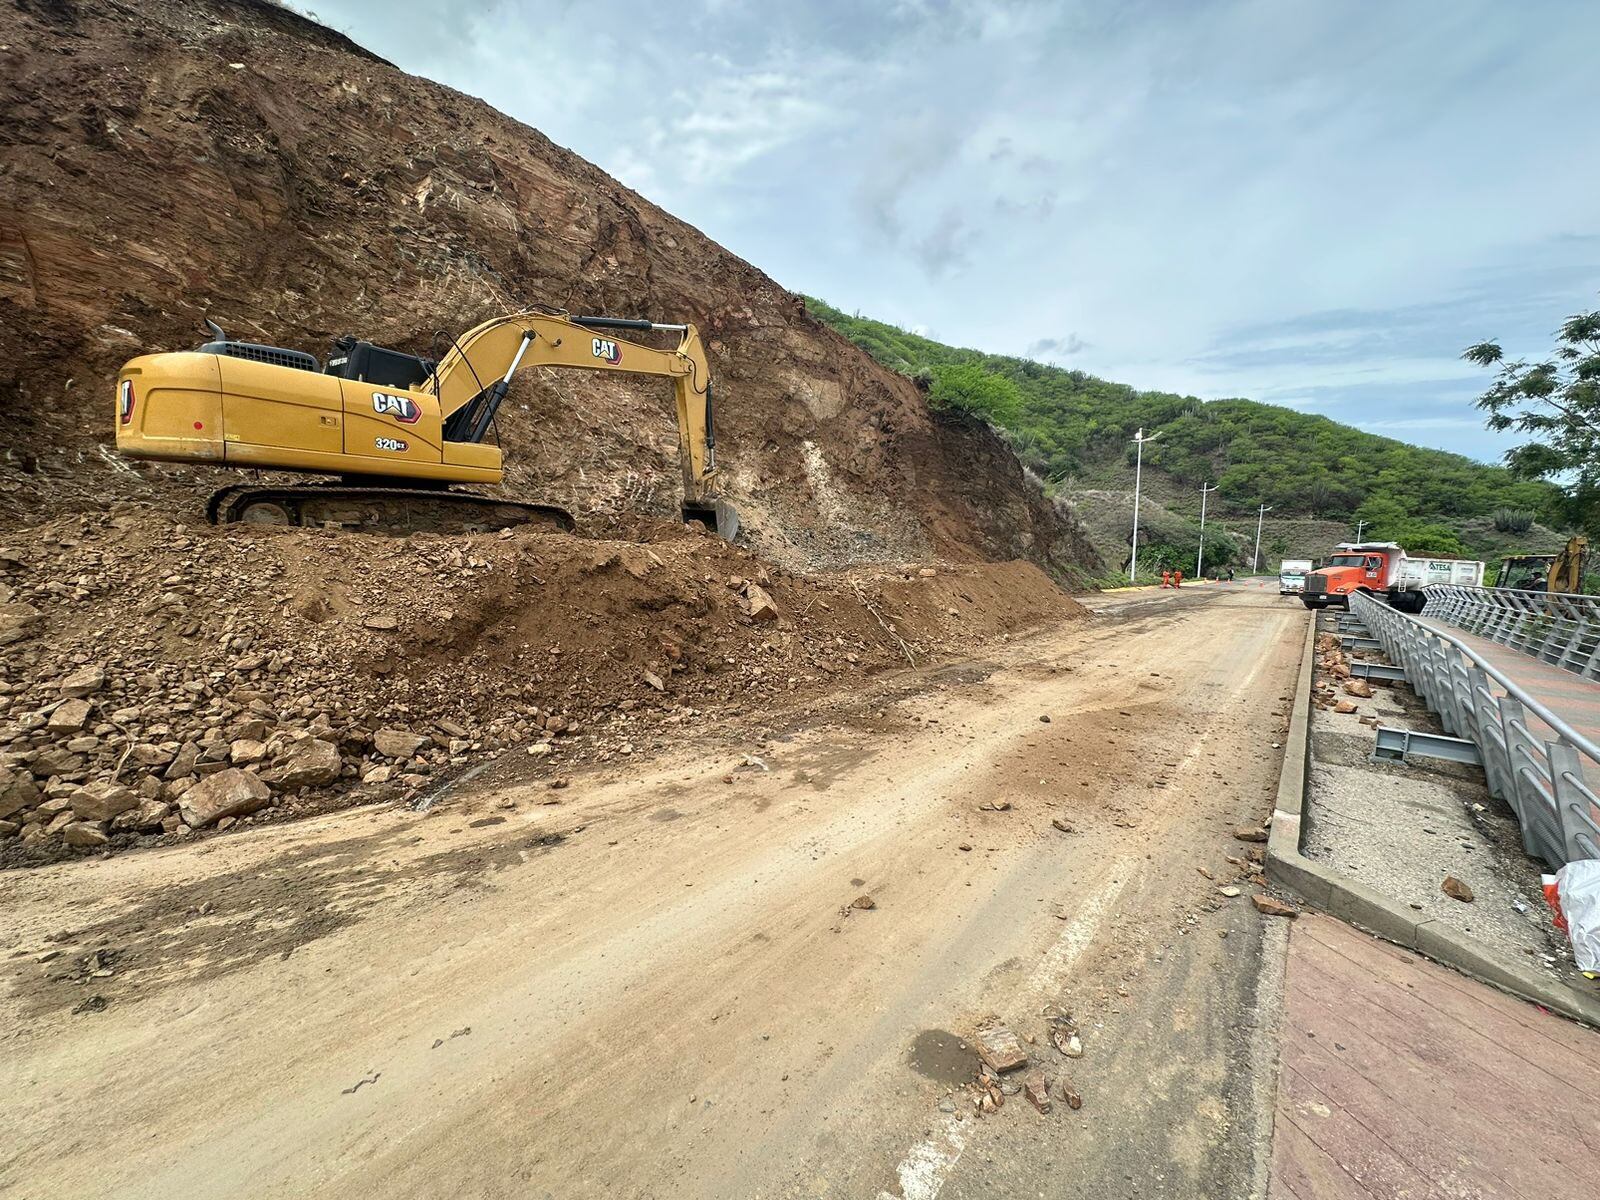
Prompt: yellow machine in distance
<box><xmin>114</xmin><ymin>309</ymin><xmax>739</xmax><ymax>538</ymax></box>
<box><xmin>1493</xmin><ymin>535</ymin><xmax>1589</xmax><ymax>593</ymax></box>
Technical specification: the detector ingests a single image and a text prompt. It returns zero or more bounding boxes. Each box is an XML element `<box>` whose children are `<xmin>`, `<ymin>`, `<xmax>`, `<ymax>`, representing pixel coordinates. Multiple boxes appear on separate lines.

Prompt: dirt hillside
<box><xmin>0</xmin><ymin>0</ymin><xmax>1100</xmax><ymax>579</ymax></box>
<box><xmin>0</xmin><ymin>0</ymin><xmax>1103</xmax><ymax>862</ymax></box>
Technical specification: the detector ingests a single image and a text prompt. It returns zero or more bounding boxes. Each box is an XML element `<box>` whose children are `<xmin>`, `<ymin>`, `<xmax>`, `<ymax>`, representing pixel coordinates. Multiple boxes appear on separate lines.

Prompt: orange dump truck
<box><xmin>1301</xmin><ymin>542</ymin><xmax>1484</xmax><ymax>613</ymax></box>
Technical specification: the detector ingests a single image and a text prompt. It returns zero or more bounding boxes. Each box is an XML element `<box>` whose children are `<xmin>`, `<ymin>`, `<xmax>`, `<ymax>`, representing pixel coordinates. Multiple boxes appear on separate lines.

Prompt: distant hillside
<box><xmin>808</xmin><ymin>299</ymin><xmax>1568</xmax><ymax>575</ymax></box>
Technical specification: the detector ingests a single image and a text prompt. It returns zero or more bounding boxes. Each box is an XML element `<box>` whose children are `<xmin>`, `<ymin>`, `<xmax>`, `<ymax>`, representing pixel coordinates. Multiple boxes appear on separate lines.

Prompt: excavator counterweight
<box><xmin>114</xmin><ymin>309</ymin><xmax>738</xmax><ymax>538</ymax></box>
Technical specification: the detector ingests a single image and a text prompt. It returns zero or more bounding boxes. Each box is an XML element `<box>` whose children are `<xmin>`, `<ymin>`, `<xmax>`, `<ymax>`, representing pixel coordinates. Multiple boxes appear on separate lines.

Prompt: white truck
<box><xmin>1301</xmin><ymin>542</ymin><xmax>1485</xmax><ymax>612</ymax></box>
<box><xmin>1278</xmin><ymin>559</ymin><xmax>1313</xmax><ymax>594</ymax></box>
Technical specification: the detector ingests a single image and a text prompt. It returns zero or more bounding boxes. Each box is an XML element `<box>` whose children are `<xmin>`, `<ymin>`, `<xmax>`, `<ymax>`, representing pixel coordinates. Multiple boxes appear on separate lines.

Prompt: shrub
<box><xmin>926</xmin><ymin>364</ymin><xmax>1023</xmax><ymax>425</ymax></box>
<box><xmin>1492</xmin><ymin>507</ymin><xmax>1535</xmax><ymax>534</ymax></box>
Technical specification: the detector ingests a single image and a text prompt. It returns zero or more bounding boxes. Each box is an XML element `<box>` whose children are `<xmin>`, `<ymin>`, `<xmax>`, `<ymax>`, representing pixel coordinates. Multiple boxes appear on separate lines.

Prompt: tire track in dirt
<box><xmin>0</xmin><ymin>589</ymin><xmax>1305</xmax><ymax>1199</ymax></box>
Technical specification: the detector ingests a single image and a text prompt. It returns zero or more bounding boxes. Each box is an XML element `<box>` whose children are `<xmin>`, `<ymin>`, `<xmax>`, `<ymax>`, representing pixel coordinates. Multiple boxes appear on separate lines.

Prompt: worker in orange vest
<box><xmin>1173</xmin><ymin>568</ymin><xmax>1184</xmax><ymax>588</ymax></box>
<box><xmin>1160</xmin><ymin>569</ymin><xmax>1171</xmax><ymax>588</ymax></box>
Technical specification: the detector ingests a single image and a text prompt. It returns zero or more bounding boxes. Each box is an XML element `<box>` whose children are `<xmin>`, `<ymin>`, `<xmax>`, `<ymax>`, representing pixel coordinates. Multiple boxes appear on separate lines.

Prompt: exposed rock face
<box><xmin>0</xmin><ymin>0</ymin><xmax>1098</xmax><ymax>583</ymax></box>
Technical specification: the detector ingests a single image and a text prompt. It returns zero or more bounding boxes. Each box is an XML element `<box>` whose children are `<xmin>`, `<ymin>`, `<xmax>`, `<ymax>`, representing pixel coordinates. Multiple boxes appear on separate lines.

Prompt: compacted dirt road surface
<box><xmin>1</xmin><ymin>587</ymin><xmax>1304</xmax><ymax>1199</ymax></box>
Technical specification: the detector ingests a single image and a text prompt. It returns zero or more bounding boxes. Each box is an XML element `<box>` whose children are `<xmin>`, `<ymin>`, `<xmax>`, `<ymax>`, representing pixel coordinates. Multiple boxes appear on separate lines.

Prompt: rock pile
<box><xmin>0</xmin><ymin>507</ymin><xmax>1082</xmax><ymax>862</ymax></box>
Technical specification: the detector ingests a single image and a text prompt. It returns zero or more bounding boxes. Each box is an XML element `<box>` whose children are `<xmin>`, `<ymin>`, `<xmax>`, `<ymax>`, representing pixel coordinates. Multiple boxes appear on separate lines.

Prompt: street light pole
<box><xmin>1196</xmin><ymin>482</ymin><xmax>1218</xmax><ymax>579</ymax></box>
<box><xmin>1129</xmin><ymin>427</ymin><xmax>1161</xmax><ymax>582</ymax></box>
<box><xmin>1354</xmin><ymin>519</ymin><xmax>1368</xmax><ymax>542</ymax></box>
<box><xmin>1253</xmin><ymin>503</ymin><xmax>1273</xmax><ymax>574</ymax></box>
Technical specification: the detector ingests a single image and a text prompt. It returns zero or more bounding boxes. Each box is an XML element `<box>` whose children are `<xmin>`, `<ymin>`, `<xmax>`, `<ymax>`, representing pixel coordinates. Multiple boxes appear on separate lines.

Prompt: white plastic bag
<box><xmin>1555</xmin><ymin>859</ymin><xmax>1600</xmax><ymax>973</ymax></box>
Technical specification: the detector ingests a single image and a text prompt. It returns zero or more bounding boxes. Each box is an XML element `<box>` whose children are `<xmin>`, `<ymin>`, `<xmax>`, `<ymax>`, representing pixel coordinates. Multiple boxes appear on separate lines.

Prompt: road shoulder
<box><xmin>1266</xmin><ymin>610</ymin><xmax>1600</xmax><ymax>1027</ymax></box>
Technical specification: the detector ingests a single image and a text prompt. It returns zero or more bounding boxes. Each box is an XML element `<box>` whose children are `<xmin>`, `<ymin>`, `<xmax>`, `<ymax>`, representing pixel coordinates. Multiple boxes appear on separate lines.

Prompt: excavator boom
<box><xmin>1549</xmin><ymin>535</ymin><xmax>1589</xmax><ymax>593</ymax></box>
<box><xmin>113</xmin><ymin>308</ymin><xmax>738</xmax><ymax>539</ymax></box>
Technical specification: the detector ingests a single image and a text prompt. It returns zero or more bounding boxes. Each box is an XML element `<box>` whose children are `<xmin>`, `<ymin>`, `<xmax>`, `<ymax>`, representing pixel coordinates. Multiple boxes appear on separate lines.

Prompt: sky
<box><xmin>301</xmin><ymin>0</ymin><xmax>1600</xmax><ymax>464</ymax></box>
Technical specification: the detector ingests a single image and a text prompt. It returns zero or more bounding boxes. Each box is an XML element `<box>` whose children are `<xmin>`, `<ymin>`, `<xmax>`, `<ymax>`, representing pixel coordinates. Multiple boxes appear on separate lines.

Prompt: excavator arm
<box><xmin>1548</xmin><ymin>535</ymin><xmax>1589</xmax><ymax>594</ymax></box>
<box><xmin>429</xmin><ymin>311</ymin><xmax>736</xmax><ymax>538</ymax></box>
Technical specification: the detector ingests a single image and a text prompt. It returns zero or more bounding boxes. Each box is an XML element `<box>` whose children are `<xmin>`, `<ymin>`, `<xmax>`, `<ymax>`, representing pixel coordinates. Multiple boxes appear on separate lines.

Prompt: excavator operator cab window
<box><xmin>324</xmin><ymin>336</ymin><xmax>435</xmax><ymax>391</ymax></box>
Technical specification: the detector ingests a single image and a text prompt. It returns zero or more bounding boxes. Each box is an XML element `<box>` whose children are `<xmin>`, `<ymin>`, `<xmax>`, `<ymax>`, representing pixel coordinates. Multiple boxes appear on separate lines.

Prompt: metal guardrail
<box><xmin>1423</xmin><ymin>585</ymin><xmax>1600</xmax><ymax>681</ymax></box>
<box><xmin>1349</xmin><ymin>589</ymin><xmax>1600</xmax><ymax>867</ymax></box>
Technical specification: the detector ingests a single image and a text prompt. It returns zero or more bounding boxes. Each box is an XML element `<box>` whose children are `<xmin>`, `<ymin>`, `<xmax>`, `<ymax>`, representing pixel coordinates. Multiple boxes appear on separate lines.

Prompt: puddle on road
<box><xmin>907</xmin><ymin>1028</ymin><xmax>976</xmax><ymax>1086</ymax></box>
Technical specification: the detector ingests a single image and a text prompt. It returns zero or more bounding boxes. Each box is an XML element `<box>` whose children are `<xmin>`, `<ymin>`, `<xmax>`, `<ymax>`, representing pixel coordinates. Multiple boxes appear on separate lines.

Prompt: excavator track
<box><xmin>206</xmin><ymin>484</ymin><xmax>576</xmax><ymax>535</ymax></box>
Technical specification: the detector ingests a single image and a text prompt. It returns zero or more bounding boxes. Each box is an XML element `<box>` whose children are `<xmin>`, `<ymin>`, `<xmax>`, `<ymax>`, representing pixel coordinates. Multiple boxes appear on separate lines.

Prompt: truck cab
<box><xmin>1278</xmin><ymin>559</ymin><xmax>1314</xmax><ymax>594</ymax></box>
<box><xmin>1301</xmin><ymin>543</ymin><xmax>1400</xmax><ymax>610</ymax></box>
<box><xmin>1302</xmin><ymin>541</ymin><xmax>1483</xmax><ymax>613</ymax></box>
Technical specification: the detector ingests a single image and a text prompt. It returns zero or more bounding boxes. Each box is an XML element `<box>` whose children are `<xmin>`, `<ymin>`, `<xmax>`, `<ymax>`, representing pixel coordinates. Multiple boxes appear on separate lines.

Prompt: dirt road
<box><xmin>1</xmin><ymin>586</ymin><xmax>1305</xmax><ymax>1199</ymax></box>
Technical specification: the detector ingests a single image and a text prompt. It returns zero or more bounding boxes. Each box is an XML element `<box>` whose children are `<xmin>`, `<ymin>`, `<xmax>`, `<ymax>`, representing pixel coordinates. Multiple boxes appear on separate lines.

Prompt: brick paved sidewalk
<box><xmin>1270</xmin><ymin>914</ymin><xmax>1600</xmax><ymax>1198</ymax></box>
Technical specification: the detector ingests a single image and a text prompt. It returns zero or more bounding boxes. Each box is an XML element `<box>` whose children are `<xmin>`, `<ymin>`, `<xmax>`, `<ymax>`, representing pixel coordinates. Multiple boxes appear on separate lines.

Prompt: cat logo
<box><xmin>591</xmin><ymin>337</ymin><xmax>622</xmax><ymax>365</ymax></box>
<box><xmin>371</xmin><ymin>392</ymin><xmax>421</xmax><ymax>424</ymax></box>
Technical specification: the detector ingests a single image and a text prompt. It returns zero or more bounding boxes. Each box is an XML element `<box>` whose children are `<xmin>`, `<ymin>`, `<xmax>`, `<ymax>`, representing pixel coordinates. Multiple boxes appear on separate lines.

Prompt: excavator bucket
<box><xmin>684</xmin><ymin>499</ymin><xmax>741</xmax><ymax>542</ymax></box>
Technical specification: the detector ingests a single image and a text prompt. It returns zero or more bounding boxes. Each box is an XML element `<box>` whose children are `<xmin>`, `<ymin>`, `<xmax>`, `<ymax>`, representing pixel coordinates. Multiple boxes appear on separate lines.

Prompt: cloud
<box><xmin>913</xmin><ymin>210</ymin><xmax>974</xmax><ymax>275</ymax></box>
<box><xmin>1362</xmin><ymin>417</ymin><xmax>1487</xmax><ymax>431</ymax></box>
<box><xmin>304</xmin><ymin>0</ymin><xmax>1600</xmax><ymax>461</ymax></box>
<box><xmin>1027</xmin><ymin>334</ymin><xmax>1089</xmax><ymax>359</ymax></box>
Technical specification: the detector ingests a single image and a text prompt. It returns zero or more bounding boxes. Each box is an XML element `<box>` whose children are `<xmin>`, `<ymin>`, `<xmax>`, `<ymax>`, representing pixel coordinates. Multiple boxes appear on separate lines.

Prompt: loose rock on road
<box><xmin>0</xmin><ymin>587</ymin><xmax>1304</xmax><ymax>1199</ymax></box>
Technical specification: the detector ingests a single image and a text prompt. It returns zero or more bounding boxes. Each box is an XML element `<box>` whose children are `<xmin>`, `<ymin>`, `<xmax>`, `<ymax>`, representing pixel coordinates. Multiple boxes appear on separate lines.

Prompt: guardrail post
<box><xmin>1498</xmin><ymin>699</ymin><xmax>1551</xmax><ymax>861</ymax></box>
<box><xmin>1581</xmin><ymin>633</ymin><xmax>1600</xmax><ymax>682</ymax></box>
<box><xmin>1548</xmin><ymin>741</ymin><xmax>1598</xmax><ymax>865</ymax></box>
<box><xmin>1494</xmin><ymin>696</ymin><xmax>1530</xmax><ymax>826</ymax></box>
<box><xmin>1555</xmin><ymin>620</ymin><xmax>1591</xmax><ymax>675</ymax></box>
<box><xmin>1469</xmin><ymin>667</ymin><xmax>1512</xmax><ymax>802</ymax></box>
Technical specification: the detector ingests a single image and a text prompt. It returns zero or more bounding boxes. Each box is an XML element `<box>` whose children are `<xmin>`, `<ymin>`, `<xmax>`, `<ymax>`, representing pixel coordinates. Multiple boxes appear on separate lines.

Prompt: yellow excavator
<box><xmin>1492</xmin><ymin>535</ymin><xmax>1589</xmax><ymax>593</ymax></box>
<box><xmin>113</xmin><ymin>308</ymin><xmax>739</xmax><ymax>538</ymax></box>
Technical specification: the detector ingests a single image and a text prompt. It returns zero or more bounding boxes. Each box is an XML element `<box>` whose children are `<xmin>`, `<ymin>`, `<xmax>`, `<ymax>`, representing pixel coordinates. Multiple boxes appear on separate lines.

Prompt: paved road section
<box><xmin>1270</xmin><ymin>913</ymin><xmax>1600</xmax><ymax>1199</ymax></box>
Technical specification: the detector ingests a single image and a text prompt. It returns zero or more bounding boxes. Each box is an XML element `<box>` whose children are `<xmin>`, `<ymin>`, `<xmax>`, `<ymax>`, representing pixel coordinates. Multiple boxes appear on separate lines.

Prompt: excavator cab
<box><xmin>1494</xmin><ymin>554</ymin><xmax>1554</xmax><ymax>592</ymax></box>
<box><xmin>323</xmin><ymin>335</ymin><xmax>435</xmax><ymax>393</ymax></box>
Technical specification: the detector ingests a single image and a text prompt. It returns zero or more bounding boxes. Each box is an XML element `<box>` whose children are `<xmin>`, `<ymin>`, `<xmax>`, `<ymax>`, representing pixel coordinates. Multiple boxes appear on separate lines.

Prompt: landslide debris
<box><xmin>0</xmin><ymin>509</ymin><xmax>1083</xmax><ymax>863</ymax></box>
<box><xmin>0</xmin><ymin>0</ymin><xmax>1099</xmax><ymax>582</ymax></box>
<box><xmin>0</xmin><ymin>0</ymin><xmax>1102</xmax><ymax>862</ymax></box>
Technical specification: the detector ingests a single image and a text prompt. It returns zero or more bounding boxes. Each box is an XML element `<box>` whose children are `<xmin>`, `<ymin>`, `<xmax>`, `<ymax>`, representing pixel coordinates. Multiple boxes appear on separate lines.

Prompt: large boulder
<box><xmin>30</xmin><ymin>747</ymin><xmax>85</xmax><ymax>778</ymax></box>
<box><xmin>46</xmin><ymin>699</ymin><xmax>94</xmax><ymax>733</ymax></box>
<box><xmin>162</xmin><ymin>743</ymin><xmax>201</xmax><ymax>781</ymax></box>
<box><xmin>270</xmin><ymin>738</ymin><xmax>343</xmax><ymax>789</ymax></box>
<box><xmin>70</xmin><ymin>781</ymin><xmax>139</xmax><ymax>822</ymax></box>
<box><xmin>61</xmin><ymin>821</ymin><xmax>110</xmax><ymax>848</ymax></box>
<box><xmin>745</xmin><ymin>584</ymin><xmax>781</xmax><ymax>623</ymax></box>
<box><xmin>111</xmin><ymin>799</ymin><xmax>171</xmax><ymax>833</ymax></box>
<box><xmin>0</xmin><ymin>602</ymin><xmax>41</xmax><ymax>646</ymax></box>
<box><xmin>0</xmin><ymin>767</ymin><xmax>40</xmax><ymax>819</ymax></box>
<box><xmin>179</xmin><ymin>768</ymin><xmax>271</xmax><ymax>828</ymax></box>
<box><xmin>58</xmin><ymin>664</ymin><xmax>107</xmax><ymax>698</ymax></box>
<box><xmin>373</xmin><ymin>728</ymin><xmax>430</xmax><ymax>759</ymax></box>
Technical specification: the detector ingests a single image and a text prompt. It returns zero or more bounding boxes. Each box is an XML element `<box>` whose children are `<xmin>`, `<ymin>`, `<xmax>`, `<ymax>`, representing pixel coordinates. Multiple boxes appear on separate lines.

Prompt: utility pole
<box><xmin>1196</xmin><ymin>482</ymin><xmax>1218</xmax><ymax>579</ymax></box>
<box><xmin>1354</xmin><ymin>519</ymin><xmax>1368</xmax><ymax>542</ymax></box>
<box><xmin>1129</xmin><ymin>427</ymin><xmax>1161</xmax><ymax>582</ymax></box>
<box><xmin>1253</xmin><ymin>504</ymin><xmax>1273</xmax><ymax>574</ymax></box>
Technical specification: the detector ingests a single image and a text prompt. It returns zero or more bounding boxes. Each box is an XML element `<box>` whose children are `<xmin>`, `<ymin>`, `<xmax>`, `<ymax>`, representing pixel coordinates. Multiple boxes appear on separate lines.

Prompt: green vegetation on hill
<box><xmin>808</xmin><ymin>297</ymin><xmax>1566</xmax><ymax>569</ymax></box>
